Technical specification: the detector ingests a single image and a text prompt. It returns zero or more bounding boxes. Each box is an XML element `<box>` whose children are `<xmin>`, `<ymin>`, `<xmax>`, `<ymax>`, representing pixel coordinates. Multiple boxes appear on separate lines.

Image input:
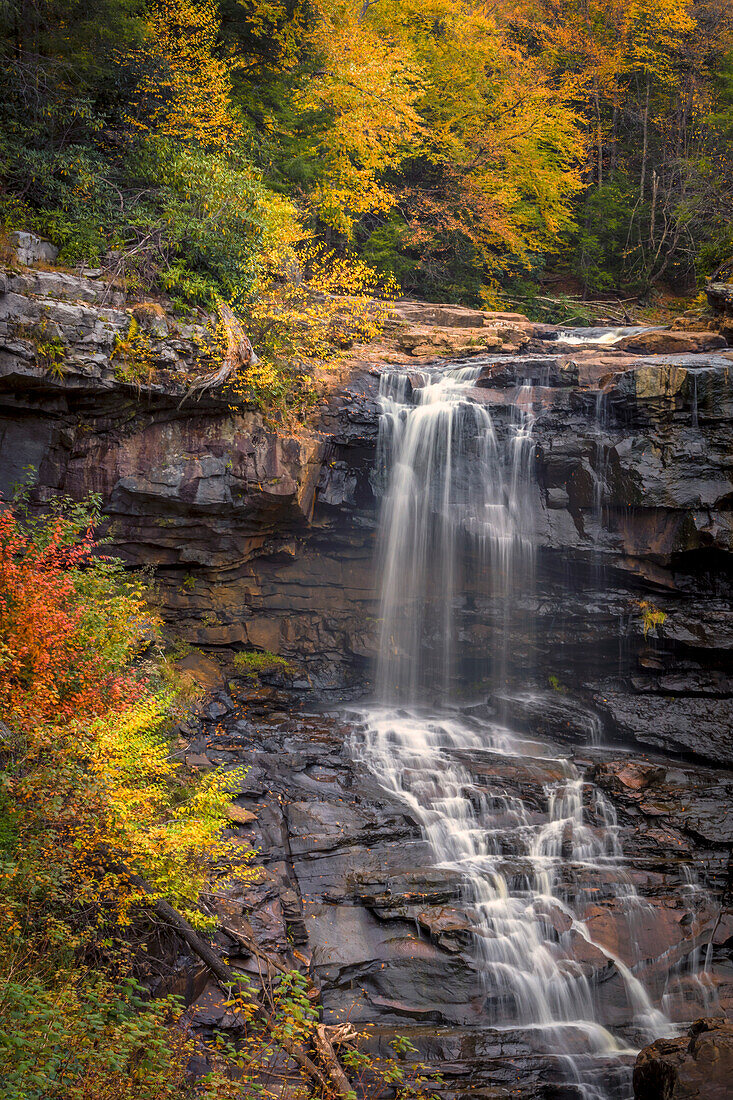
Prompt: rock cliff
<box><xmin>2</xmin><ymin>239</ymin><xmax>733</xmax><ymax>1099</ymax></box>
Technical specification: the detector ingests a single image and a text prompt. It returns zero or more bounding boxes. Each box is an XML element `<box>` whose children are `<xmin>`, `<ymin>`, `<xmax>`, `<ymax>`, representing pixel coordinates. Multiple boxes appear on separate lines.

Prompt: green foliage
<box><xmin>121</xmin><ymin>138</ymin><xmax>295</xmax><ymax>310</ymax></box>
<box><xmin>232</xmin><ymin>649</ymin><xmax>296</xmax><ymax>679</ymax></box>
<box><xmin>112</xmin><ymin>317</ymin><xmax>154</xmax><ymax>384</ymax></box>
<box><xmin>571</xmin><ymin>176</ymin><xmax>642</xmax><ymax>293</ymax></box>
<box><xmin>26</xmin><ymin>322</ymin><xmax>67</xmax><ymax>377</ymax></box>
<box><xmin>360</xmin><ymin>216</ymin><xmax>420</xmax><ymax>286</ymax></box>
<box><xmin>0</xmin><ymin>977</ymin><xmax>189</xmax><ymax>1100</ymax></box>
<box><xmin>1</xmin><ymin>0</ymin><xmax>731</xmax><ymax>336</ymax></box>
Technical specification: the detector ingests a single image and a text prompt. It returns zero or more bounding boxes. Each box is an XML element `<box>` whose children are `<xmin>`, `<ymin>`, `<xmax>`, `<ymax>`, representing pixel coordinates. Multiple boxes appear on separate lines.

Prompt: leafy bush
<box><xmin>228</xmin><ymin>244</ymin><xmax>396</xmax><ymax>422</ymax></box>
<box><xmin>115</xmin><ymin>138</ymin><xmax>298</xmax><ymax>309</ymax></box>
<box><xmin>0</xmin><ymin>496</ymin><xmax>250</xmax><ymax>1094</ymax></box>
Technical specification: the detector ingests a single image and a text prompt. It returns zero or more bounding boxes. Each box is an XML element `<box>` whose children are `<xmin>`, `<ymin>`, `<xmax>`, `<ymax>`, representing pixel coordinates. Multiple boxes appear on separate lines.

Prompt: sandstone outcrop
<box><xmin>615</xmin><ymin>330</ymin><xmax>727</xmax><ymax>354</ymax></box>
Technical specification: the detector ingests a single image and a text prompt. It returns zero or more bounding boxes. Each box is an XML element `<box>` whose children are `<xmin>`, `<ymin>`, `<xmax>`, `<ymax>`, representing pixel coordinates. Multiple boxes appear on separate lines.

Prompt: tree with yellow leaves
<box><xmin>369</xmin><ymin>0</ymin><xmax>586</xmax><ymax>294</ymax></box>
<box><xmin>129</xmin><ymin>0</ymin><xmax>241</xmax><ymax>149</ymax></box>
<box><xmin>293</xmin><ymin>0</ymin><xmax>424</xmax><ymax>236</ymax></box>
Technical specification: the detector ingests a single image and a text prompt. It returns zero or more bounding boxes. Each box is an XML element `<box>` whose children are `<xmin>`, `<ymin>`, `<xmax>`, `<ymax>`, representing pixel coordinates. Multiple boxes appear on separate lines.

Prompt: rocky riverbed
<box><xmin>1</xmin><ymin>236</ymin><xmax>732</xmax><ymax>1097</ymax></box>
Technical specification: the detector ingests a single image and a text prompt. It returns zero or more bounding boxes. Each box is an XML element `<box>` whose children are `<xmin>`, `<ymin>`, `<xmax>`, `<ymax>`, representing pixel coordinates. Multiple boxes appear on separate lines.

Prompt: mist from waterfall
<box><xmin>354</xmin><ymin>360</ymin><xmax>677</xmax><ymax>1100</ymax></box>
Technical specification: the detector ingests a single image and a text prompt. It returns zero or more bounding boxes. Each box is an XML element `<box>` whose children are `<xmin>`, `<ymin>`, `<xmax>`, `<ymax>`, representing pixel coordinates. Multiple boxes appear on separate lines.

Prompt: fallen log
<box><xmin>124</xmin><ymin>871</ymin><xmax>353</xmax><ymax>1098</ymax></box>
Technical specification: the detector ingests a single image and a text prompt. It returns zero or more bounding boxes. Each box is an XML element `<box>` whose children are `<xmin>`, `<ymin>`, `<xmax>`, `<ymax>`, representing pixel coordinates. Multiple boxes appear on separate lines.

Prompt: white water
<box><xmin>374</xmin><ymin>363</ymin><xmax>535</xmax><ymax>702</ymax></box>
<box><xmin>555</xmin><ymin>326</ymin><xmax>661</xmax><ymax>346</ymax></box>
<box><xmin>355</xmin><ymin>361</ymin><xmax>676</xmax><ymax>1098</ymax></box>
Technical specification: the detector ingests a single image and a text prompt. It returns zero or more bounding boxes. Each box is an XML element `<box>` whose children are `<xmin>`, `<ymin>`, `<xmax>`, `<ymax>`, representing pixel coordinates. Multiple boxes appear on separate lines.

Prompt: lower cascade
<box><xmin>353</xmin><ymin>361</ymin><xmax>694</xmax><ymax>1099</ymax></box>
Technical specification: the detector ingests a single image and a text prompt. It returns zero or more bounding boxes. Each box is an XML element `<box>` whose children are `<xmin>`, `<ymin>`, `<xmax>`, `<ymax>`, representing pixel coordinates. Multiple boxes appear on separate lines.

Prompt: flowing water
<box><xmin>555</xmin><ymin>325</ymin><xmax>662</xmax><ymax>346</ymax></box>
<box><xmin>353</xmin><ymin>360</ymin><xmax>677</xmax><ymax>1098</ymax></box>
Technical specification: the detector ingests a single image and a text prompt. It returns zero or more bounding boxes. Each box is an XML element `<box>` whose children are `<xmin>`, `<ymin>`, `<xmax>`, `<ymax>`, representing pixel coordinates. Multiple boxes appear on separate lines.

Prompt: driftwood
<box><xmin>125</xmin><ymin>872</ymin><xmax>353</xmax><ymax>1098</ymax></box>
<box><xmin>184</xmin><ymin>301</ymin><xmax>257</xmax><ymax>402</ymax></box>
<box><xmin>502</xmin><ymin>292</ymin><xmax>636</xmax><ymax>324</ymax></box>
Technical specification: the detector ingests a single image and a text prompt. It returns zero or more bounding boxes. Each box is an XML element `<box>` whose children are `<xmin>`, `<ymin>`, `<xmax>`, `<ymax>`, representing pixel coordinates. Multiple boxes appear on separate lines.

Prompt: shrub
<box><xmin>0</xmin><ymin>497</ymin><xmax>247</xmax><ymax>1095</ymax></box>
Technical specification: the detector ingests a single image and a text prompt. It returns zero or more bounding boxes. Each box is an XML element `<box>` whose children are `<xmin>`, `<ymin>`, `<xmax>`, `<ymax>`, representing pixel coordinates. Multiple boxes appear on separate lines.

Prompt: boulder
<box><xmin>633</xmin><ymin>1018</ymin><xmax>733</xmax><ymax>1099</ymax></box>
<box><xmin>9</xmin><ymin>230</ymin><xmax>59</xmax><ymax>267</ymax></box>
<box><xmin>175</xmin><ymin>651</ymin><xmax>225</xmax><ymax>692</ymax></box>
<box><xmin>706</xmin><ymin>283</ymin><xmax>733</xmax><ymax>316</ymax></box>
<box><xmin>616</xmin><ymin>330</ymin><xmax>727</xmax><ymax>354</ymax></box>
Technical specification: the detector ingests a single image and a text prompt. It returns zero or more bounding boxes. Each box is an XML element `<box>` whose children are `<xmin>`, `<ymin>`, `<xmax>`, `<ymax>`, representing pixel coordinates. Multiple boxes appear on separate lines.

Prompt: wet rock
<box><xmin>190</xmin><ymin>981</ymin><xmax>242</xmax><ymax>1028</ymax></box>
<box><xmin>598</xmin><ymin>692</ymin><xmax>733</xmax><ymax>768</ymax></box>
<box><xmin>616</xmin><ymin>331</ymin><xmax>727</xmax><ymax>354</ymax></box>
<box><xmin>633</xmin><ymin>1017</ymin><xmax>733</xmax><ymax>1099</ymax></box>
<box><xmin>185</xmin><ymin>752</ymin><xmax>214</xmax><ymax>771</ymax></box>
<box><xmin>226</xmin><ymin>805</ymin><xmax>257</xmax><ymax>825</ymax></box>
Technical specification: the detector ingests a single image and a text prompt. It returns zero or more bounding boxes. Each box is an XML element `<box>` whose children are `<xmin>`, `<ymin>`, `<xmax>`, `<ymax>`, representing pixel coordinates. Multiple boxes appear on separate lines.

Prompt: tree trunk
<box><xmin>594</xmin><ymin>90</ymin><xmax>603</xmax><ymax>187</ymax></box>
<box><xmin>640</xmin><ymin>78</ymin><xmax>650</xmax><ymax>202</ymax></box>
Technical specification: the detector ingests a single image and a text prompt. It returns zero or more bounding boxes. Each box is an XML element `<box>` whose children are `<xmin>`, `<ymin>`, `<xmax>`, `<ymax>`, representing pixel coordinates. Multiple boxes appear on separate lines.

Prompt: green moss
<box><xmin>232</xmin><ymin>650</ymin><xmax>296</xmax><ymax>679</ymax></box>
<box><xmin>165</xmin><ymin>638</ymin><xmax>198</xmax><ymax>662</ymax></box>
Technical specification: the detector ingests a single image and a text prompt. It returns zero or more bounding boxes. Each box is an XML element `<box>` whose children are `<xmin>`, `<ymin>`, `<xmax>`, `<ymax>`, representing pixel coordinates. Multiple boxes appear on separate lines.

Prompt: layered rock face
<box><xmin>4</xmin><ymin>254</ymin><xmax>732</xmax><ymax>717</ymax></box>
<box><xmin>2</xmin><ymin>246</ymin><xmax>733</xmax><ymax>1098</ymax></box>
<box><xmin>464</xmin><ymin>341</ymin><xmax>733</xmax><ymax>771</ymax></box>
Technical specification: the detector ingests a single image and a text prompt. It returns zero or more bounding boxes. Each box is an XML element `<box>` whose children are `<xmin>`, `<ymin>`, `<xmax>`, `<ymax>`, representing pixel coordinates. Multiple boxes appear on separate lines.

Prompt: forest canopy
<box><xmin>1</xmin><ymin>0</ymin><xmax>732</xmax><ymax>305</ymax></box>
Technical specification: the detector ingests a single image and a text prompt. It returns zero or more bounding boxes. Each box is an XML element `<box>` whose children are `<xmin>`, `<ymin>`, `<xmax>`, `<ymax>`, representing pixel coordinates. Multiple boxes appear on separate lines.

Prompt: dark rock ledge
<box><xmin>634</xmin><ymin>1017</ymin><xmax>733</xmax><ymax>1099</ymax></box>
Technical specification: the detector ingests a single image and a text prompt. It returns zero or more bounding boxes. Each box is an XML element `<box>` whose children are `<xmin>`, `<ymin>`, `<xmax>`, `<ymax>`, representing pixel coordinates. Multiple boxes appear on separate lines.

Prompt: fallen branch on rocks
<box><xmin>123</xmin><ymin>870</ymin><xmax>354</xmax><ymax>1098</ymax></box>
<box><xmin>315</xmin><ymin>1025</ymin><xmax>354</xmax><ymax>1096</ymax></box>
<box><xmin>223</xmin><ymin>923</ymin><xmax>290</xmax><ymax>979</ymax></box>
<box><xmin>500</xmin><ymin>292</ymin><xmax>636</xmax><ymax>324</ymax></box>
<box><xmin>222</xmin><ymin>923</ymin><xmax>358</xmax><ymax>1092</ymax></box>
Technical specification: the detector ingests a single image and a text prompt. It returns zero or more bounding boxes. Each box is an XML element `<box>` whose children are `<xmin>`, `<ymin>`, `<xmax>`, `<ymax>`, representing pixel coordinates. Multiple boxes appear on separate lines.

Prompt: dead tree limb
<box><xmin>223</xmin><ymin>923</ymin><xmax>358</xmax><ymax>1091</ymax></box>
<box><xmin>315</xmin><ymin>1025</ymin><xmax>354</xmax><ymax>1097</ymax></box>
<box><xmin>184</xmin><ymin>301</ymin><xmax>257</xmax><ymax>402</ymax></box>
<box><xmin>124</xmin><ymin>872</ymin><xmax>352</xmax><ymax>1098</ymax></box>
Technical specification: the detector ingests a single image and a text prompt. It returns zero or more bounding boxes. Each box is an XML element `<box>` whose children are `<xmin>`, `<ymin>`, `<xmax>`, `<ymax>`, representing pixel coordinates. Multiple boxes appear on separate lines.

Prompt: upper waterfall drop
<box><xmin>374</xmin><ymin>361</ymin><xmax>536</xmax><ymax>703</ymax></box>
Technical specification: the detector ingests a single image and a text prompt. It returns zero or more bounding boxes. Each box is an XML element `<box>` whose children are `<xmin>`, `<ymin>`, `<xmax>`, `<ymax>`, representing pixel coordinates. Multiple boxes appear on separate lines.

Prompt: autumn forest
<box><xmin>2</xmin><ymin>0</ymin><xmax>733</xmax><ymax>311</ymax></box>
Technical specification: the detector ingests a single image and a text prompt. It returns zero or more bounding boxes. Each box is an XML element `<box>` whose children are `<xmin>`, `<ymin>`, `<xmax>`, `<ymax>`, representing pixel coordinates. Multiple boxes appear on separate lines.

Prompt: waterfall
<box><xmin>354</xmin><ymin>361</ymin><xmax>675</xmax><ymax>1099</ymax></box>
<box><xmin>374</xmin><ymin>363</ymin><xmax>534</xmax><ymax>702</ymax></box>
